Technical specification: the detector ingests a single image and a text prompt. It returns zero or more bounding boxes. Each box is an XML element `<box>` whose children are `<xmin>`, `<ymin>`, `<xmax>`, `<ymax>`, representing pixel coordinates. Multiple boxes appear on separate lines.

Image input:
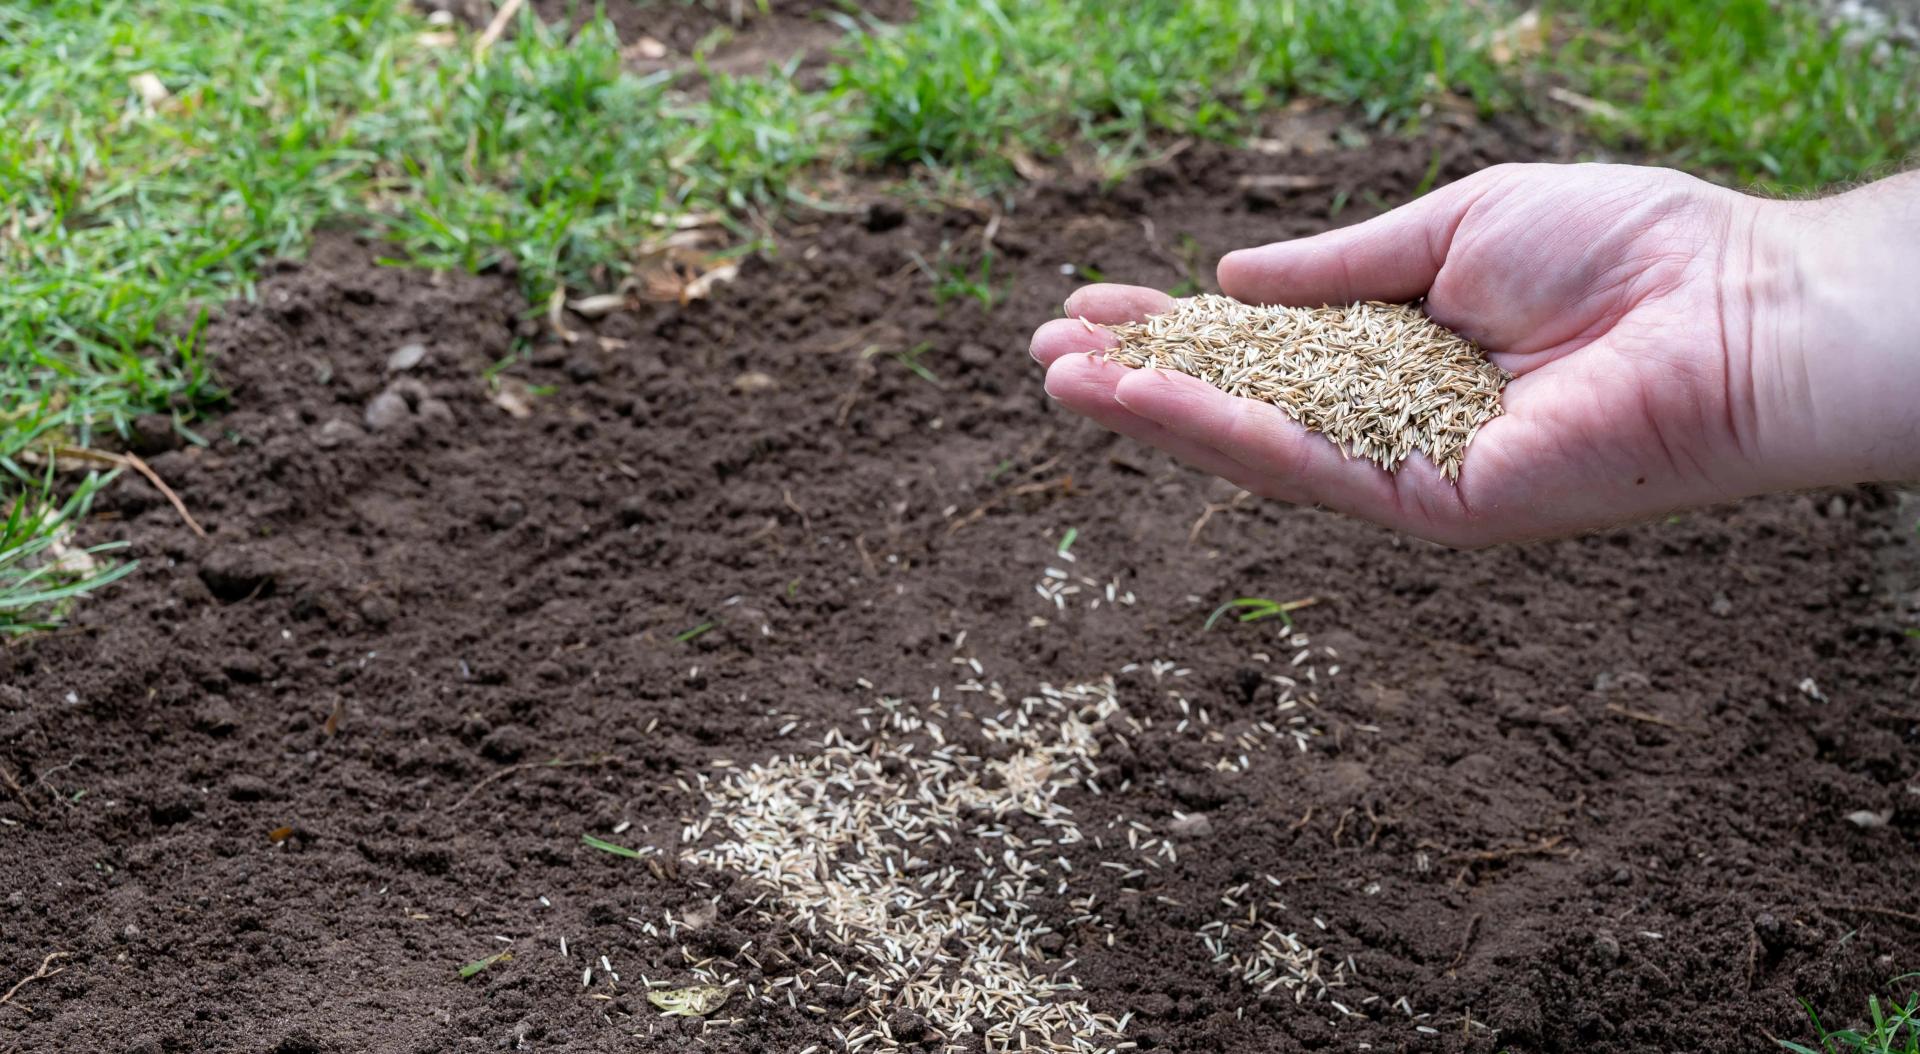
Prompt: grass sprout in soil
<box><xmin>1781</xmin><ymin>977</ymin><xmax>1920</xmax><ymax>1054</ymax></box>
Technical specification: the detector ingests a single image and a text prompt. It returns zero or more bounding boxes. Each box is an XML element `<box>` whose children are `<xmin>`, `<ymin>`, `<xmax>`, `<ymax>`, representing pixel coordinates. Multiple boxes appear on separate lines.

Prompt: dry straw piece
<box><xmin>1102</xmin><ymin>295</ymin><xmax>1508</xmax><ymax>480</ymax></box>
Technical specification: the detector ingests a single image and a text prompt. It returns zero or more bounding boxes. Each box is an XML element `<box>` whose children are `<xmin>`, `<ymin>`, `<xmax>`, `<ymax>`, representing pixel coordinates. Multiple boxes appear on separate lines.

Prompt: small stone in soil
<box><xmin>1168</xmin><ymin>812</ymin><xmax>1214</xmax><ymax>839</ymax></box>
<box><xmin>888</xmin><ymin>1008</ymin><xmax>928</xmax><ymax>1043</ymax></box>
<box><xmin>363</xmin><ymin>389</ymin><xmax>412</xmax><ymax>432</ymax></box>
<box><xmin>481</xmin><ymin>724</ymin><xmax>532</xmax><ymax>763</ymax></box>
<box><xmin>565</xmin><ymin>355</ymin><xmax>601</xmax><ymax>383</ymax></box>
<box><xmin>864</xmin><ymin>200</ymin><xmax>906</xmax><ymax>232</ymax></box>
<box><xmin>198</xmin><ymin>547</ymin><xmax>278</xmax><ymax>601</ymax></box>
<box><xmin>617</xmin><ymin>495</ymin><xmax>653</xmax><ymax>527</ymax></box>
<box><xmin>313</xmin><ymin>419</ymin><xmax>365</xmax><ymax>450</ymax></box>
<box><xmin>129</xmin><ymin>413</ymin><xmax>182</xmax><ymax>455</ymax></box>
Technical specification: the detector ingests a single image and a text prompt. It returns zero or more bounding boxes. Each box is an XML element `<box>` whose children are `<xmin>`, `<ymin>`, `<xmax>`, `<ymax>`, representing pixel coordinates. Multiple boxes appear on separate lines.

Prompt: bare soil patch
<box><xmin>2</xmin><ymin>112</ymin><xmax>1916</xmax><ymax>1054</ymax></box>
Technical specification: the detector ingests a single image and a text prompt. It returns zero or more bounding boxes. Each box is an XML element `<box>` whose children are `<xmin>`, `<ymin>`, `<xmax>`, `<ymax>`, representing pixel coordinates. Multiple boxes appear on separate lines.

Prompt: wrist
<box><xmin>1741</xmin><ymin>177</ymin><xmax>1920</xmax><ymax>488</ymax></box>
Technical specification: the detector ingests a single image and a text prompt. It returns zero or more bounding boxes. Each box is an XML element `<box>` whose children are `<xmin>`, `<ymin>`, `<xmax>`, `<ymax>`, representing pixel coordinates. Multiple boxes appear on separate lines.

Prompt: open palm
<box><xmin>1030</xmin><ymin>164</ymin><xmax>1781</xmax><ymax>546</ymax></box>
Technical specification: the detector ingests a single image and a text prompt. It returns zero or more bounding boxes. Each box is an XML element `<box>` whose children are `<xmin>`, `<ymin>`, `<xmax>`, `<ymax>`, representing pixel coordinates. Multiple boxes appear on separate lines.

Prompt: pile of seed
<box><xmin>1100</xmin><ymin>295</ymin><xmax>1508</xmax><ymax>480</ymax></box>
<box><xmin>685</xmin><ymin>681</ymin><xmax>1133</xmax><ymax>1053</ymax></box>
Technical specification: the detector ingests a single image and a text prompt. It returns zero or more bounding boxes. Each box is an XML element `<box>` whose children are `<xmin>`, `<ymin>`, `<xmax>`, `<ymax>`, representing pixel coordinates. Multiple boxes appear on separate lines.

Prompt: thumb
<box><xmin>1217</xmin><ymin>169</ymin><xmax>1497</xmax><ymax>307</ymax></box>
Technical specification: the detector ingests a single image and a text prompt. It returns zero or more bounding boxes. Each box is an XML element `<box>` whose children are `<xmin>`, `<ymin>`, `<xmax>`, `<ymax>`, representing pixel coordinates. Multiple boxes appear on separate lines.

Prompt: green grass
<box><xmin>911</xmin><ymin>244</ymin><xmax>1004</xmax><ymax>311</ymax></box>
<box><xmin>0</xmin><ymin>471</ymin><xmax>133</xmax><ymax>635</ymax></box>
<box><xmin>1203</xmin><ymin>596</ymin><xmax>1316</xmax><ymax>631</ymax></box>
<box><xmin>580</xmin><ymin>833</ymin><xmax>648</xmax><ymax>859</ymax></box>
<box><xmin>1</xmin><ymin>0</ymin><xmax>833</xmax><ymax>629</ymax></box>
<box><xmin>457</xmin><ymin>949</ymin><xmax>512</xmax><ymax>979</ymax></box>
<box><xmin>1554</xmin><ymin>0</ymin><xmax>1920</xmax><ymax>188</ymax></box>
<box><xmin>1056</xmin><ymin>526</ymin><xmax>1079</xmax><ymax>558</ymax></box>
<box><xmin>4</xmin><ymin>0</ymin><xmax>1916</xmax><ymax>630</ymax></box>
<box><xmin>829</xmin><ymin>0</ymin><xmax>1511</xmax><ymax>185</ymax></box>
<box><xmin>1781</xmin><ymin>978</ymin><xmax>1920</xmax><ymax>1054</ymax></box>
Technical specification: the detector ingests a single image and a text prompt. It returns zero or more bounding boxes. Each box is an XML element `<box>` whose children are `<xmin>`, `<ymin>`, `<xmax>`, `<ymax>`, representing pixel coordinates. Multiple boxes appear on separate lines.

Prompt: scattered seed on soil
<box><xmin>649</xmin><ymin>984</ymin><xmax>734</xmax><ymax>1017</ymax></box>
<box><xmin>1101</xmin><ymin>295</ymin><xmax>1507</xmax><ymax>480</ymax></box>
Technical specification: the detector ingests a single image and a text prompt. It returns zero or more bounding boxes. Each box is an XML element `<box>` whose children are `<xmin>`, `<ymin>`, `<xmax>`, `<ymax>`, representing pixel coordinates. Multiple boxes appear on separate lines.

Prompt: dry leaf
<box><xmin>623</xmin><ymin>35</ymin><xmax>669</xmax><ymax>60</ymax></box>
<box><xmin>1235</xmin><ymin>174</ymin><xmax>1331</xmax><ymax>191</ymax></box>
<box><xmin>1545</xmin><ymin>86</ymin><xmax>1627</xmax><ymax>123</ymax></box>
<box><xmin>648</xmin><ymin>985</ymin><xmax>732</xmax><ymax>1017</ymax></box>
<box><xmin>566</xmin><ymin>292</ymin><xmax>627</xmax><ymax>319</ymax></box>
<box><xmin>1483</xmin><ymin>10</ymin><xmax>1546</xmax><ymax>66</ymax></box>
<box><xmin>1005</xmin><ymin>148</ymin><xmax>1050</xmax><ymax>182</ymax></box>
<box><xmin>647</xmin><ymin>211</ymin><xmax>722</xmax><ymax>230</ymax></box>
<box><xmin>683</xmin><ymin>263</ymin><xmax>739</xmax><ymax>302</ymax></box>
<box><xmin>640</xmin><ymin>259</ymin><xmax>739</xmax><ymax>305</ymax></box>
<box><xmin>129</xmin><ymin>73</ymin><xmax>170</xmax><ymax>106</ymax></box>
<box><xmin>48</xmin><ymin>527</ymin><xmax>98</xmax><ymax>576</ymax></box>
<box><xmin>547</xmin><ymin>288</ymin><xmax>580</xmax><ymax>344</ymax></box>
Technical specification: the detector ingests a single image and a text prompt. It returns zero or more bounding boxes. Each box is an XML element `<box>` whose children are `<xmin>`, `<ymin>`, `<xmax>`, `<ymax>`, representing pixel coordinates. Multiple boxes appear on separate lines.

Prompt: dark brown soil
<box><xmin>4</xmin><ymin>108</ymin><xmax>1917</xmax><ymax>1054</ymax></box>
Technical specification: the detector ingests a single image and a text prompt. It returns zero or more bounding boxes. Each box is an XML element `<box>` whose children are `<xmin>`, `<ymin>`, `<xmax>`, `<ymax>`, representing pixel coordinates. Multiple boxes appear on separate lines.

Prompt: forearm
<box><xmin>1751</xmin><ymin>172</ymin><xmax>1920</xmax><ymax>487</ymax></box>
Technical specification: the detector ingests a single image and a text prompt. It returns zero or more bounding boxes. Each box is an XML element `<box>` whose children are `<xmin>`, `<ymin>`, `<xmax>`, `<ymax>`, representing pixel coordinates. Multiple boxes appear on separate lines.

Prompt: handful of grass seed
<box><xmin>1101</xmin><ymin>295</ymin><xmax>1508</xmax><ymax>480</ymax></box>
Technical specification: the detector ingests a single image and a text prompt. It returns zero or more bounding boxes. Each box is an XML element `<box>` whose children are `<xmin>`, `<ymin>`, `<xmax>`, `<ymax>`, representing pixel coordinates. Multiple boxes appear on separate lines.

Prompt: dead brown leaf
<box><xmin>1483</xmin><ymin>10</ymin><xmax>1547</xmax><ymax>66</ymax></box>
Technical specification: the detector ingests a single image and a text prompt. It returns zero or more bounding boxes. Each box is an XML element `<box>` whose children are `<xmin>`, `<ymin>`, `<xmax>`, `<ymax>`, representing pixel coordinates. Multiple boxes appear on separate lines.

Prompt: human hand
<box><xmin>1030</xmin><ymin>163</ymin><xmax>1920</xmax><ymax>546</ymax></box>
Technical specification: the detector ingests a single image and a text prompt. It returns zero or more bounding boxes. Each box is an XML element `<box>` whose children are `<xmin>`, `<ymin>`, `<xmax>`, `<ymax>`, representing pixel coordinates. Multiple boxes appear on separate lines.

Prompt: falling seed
<box><xmin>1103</xmin><ymin>296</ymin><xmax>1507</xmax><ymax>480</ymax></box>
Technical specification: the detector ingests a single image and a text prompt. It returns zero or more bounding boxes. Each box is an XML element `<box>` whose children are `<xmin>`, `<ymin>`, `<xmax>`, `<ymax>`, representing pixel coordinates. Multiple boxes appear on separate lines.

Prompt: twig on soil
<box><xmin>1604</xmin><ymin>703</ymin><xmax>1704</xmax><ymax>734</ymax></box>
<box><xmin>946</xmin><ymin>476</ymin><xmax>1074</xmax><ymax>536</ymax></box>
<box><xmin>1363</xmin><ymin>800</ymin><xmax>1392</xmax><ymax>849</ymax></box>
<box><xmin>1816</xmin><ymin>903</ymin><xmax>1920</xmax><ymax>928</ymax></box>
<box><xmin>979</xmin><ymin>213</ymin><xmax>1001</xmax><ymax>256</ymax></box>
<box><xmin>1187</xmin><ymin>490</ymin><xmax>1250</xmax><ymax>545</ymax></box>
<box><xmin>1744</xmin><ymin>927</ymin><xmax>1759</xmax><ymax>994</ymax></box>
<box><xmin>474</xmin><ymin>0</ymin><xmax>527</xmax><ymax>58</ymax></box>
<box><xmin>32</xmin><ymin>756</ymin><xmax>84</xmax><ymax>807</ymax></box>
<box><xmin>1286</xmin><ymin>806</ymin><xmax>1314</xmax><ymax>832</ymax></box>
<box><xmin>1439</xmin><ymin>834</ymin><xmax>1569</xmax><ymax>865</ymax></box>
<box><xmin>1137</xmin><ymin>218</ymin><xmax>1190</xmax><ymax>278</ymax></box>
<box><xmin>0</xmin><ymin>952</ymin><xmax>68</xmax><ymax>1007</ymax></box>
<box><xmin>451</xmin><ymin>756</ymin><xmax>621</xmax><ymax>810</ymax></box>
<box><xmin>853</xmin><ymin>534</ymin><xmax>878</xmax><ymax>576</ymax></box>
<box><xmin>1330</xmin><ymin>806</ymin><xmax>1355</xmax><ymax>848</ymax></box>
<box><xmin>0</xmin><ymin>763</ymin><xmax>37</xmax><ymax>820</ymax></box>
<box><xmin>53</xmin><ymin>446</ymin><xmax>206</xmax><ymax>538</ymax></box>
<box><xmin>546</xmin><ymin>286</ymin><xmax>580</xmax><ymax>344</ymax></box>
<box><xmin>1445</xmin><ymin>915</ymin><xmax>1481</xmax><ymax>976</ymax></box>
<box><xmin>833</xmin><ymin>356</ymin><xmax>879</xmax><ymax>428</ymax></box>
<box><xmin>781</xmin><ymin>488</ymin><xmax>812</xmax><ymax>539</ymax></box>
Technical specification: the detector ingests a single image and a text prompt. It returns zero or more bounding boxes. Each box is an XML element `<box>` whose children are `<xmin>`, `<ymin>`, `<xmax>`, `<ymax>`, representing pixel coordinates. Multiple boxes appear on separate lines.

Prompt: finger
<box><xmin>1110</xmin><ymin>367</ymin><xmax>1405</xmax><ymax>523</ymax></box>
<box><xmin>1217</xmin><ymin>170</ymin><xmax>1498</xmax><ymax>307</ymax></box>
<box><xmin>1043</xmin><ymin>353</ymin><xmax>1272</xmax><ymax>492</ymax></box>
<box><xmin>1064</xmin><ymin>284</ymin><xmax>1174</xmax><ymax>324</ymax></box>
<box><xmin>1029</xmin><ymin>316</ymin><xmax>1115</xmax><ymax>367</ymax></box>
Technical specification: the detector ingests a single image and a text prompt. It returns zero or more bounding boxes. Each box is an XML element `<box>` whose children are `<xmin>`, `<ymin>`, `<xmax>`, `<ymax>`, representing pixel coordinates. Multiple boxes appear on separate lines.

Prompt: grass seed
<box><xmin>1101</xmin><ymin>296</ymin><xmax>1508</xmax><ymax>481</ymax></box>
